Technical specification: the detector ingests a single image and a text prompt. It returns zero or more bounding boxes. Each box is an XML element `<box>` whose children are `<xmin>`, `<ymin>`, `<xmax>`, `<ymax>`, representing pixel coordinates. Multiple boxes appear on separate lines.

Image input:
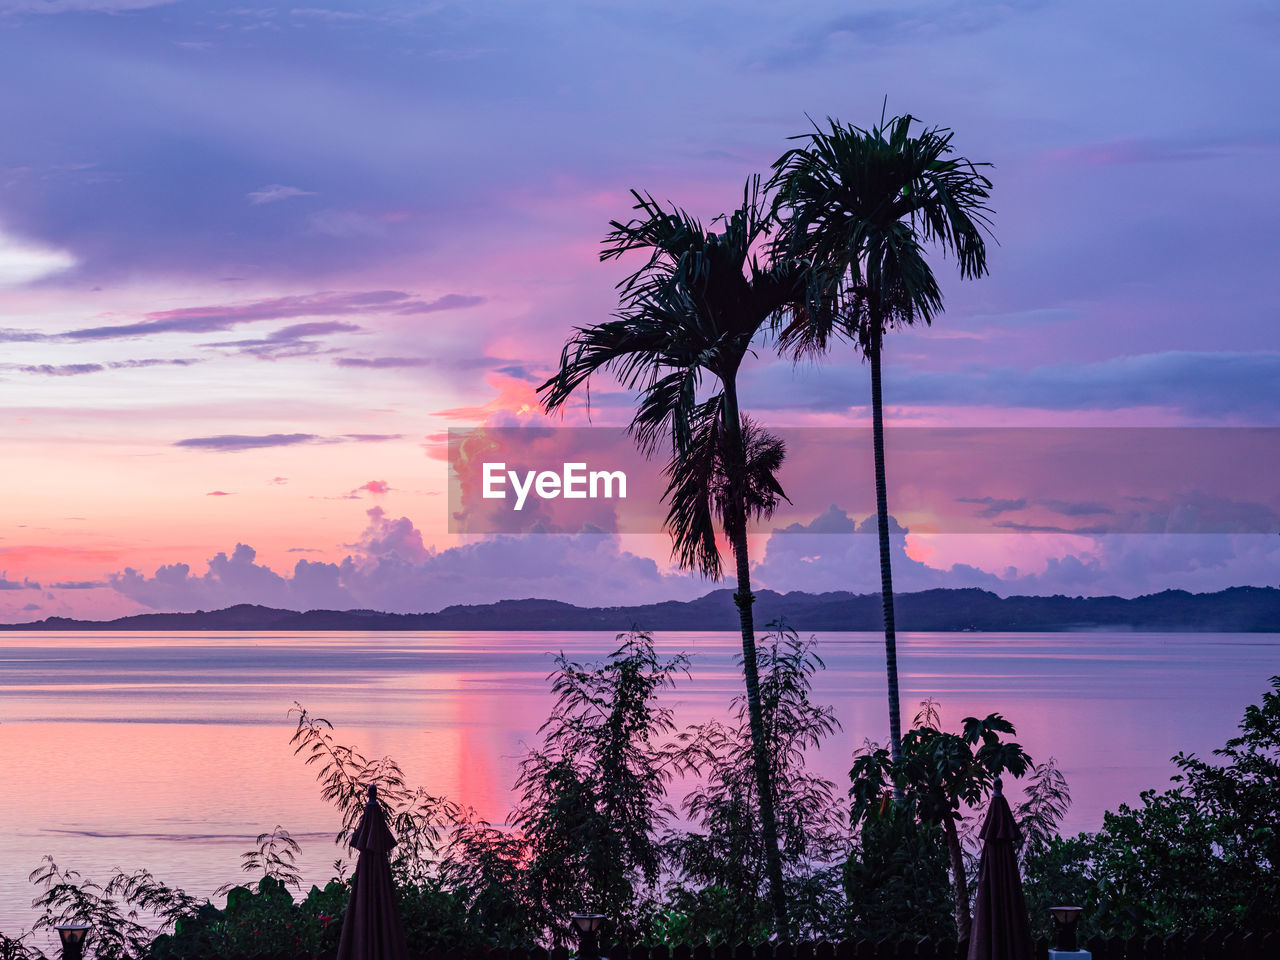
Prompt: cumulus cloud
<box><xmin>755</xmin><ymin>506</ymin><xmax>1003</xmax><ymax>595</ymax></box>
<box><xmin>109</xmin><ymin>543</ymin><xmax>352</xmax><ymax>613</ymax></box>
<box><xmin>753</xmin><ymin>506</ymin><xmax>1280</xmax><ymax>598</ymax></box>
<box><xmin>108</xmin><ymin>508</ymin><xmax>706</xmax><ymax>613</ymax></box>
<box><xmin>247</xmin><ymin>184</ymin><xmax>315</xmax><ymax>205</ymax></box>
<box><xmin>96</xmin><ymin>499</ymin><xmax>1280</xmax><ymax>619</ymax></box>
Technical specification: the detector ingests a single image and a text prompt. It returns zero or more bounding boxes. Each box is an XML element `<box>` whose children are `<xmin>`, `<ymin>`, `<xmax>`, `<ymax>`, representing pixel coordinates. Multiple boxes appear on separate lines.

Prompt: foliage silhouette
<box><xmin>664</xmin><ymin>621</ymin><xmax>844</xmax><ymax>942</ymax></box>
<box><xmin>848</xmin><ymin>703</ymin><xmax>1035</xmax><ymax>939</ymax></box>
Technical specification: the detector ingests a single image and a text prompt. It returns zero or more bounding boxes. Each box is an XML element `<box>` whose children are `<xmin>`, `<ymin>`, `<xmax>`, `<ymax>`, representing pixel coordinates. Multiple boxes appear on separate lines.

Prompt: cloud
<box><xmin>15</xmin><ymin>358</ymin><xmax>200</xmax><ymax>376</ymax></box>
<box><xmin>175</xmin><ymin>433</ymin><xmax>318</xmax><ymax>452</ymax></box>
<box><xmin>1039</xmin><ymin>499</ymin><xmax>1115</xmax><ymax>517</ymax></box>
<box><xmin>50</xmin><ymin>580</ymin><xmax>108</xmax><ymax>589</ymax></box>
<box><xmin>335</xmin><ymin>354</ymin><xmax>506</xmax><ymax>370</ymax></box>
<box><xmin>745</xmin><ymin>351</ymin><xmax>1280</xmax><ymax>419</ymax></box>
<box><xmin>763</xmin><ymin>1</ymin><xmax>1047</xmax><ymax>68</ymax></box>
<box><xmin>336</xmin><ymin>357</ymin><xmax>435</xmax><ymax>369</ymax></box>
<box><xmin>247</xmin><ymin>184</ymin><xmax>315</xmax><ymax>205</ymax></box>
<box><xmin>329</xmin><ymin>479</ymin><xmax>393</xmax><ymax>501</ymax></box>
<box><xmin>0</xmin><ymin>0</ymin><xmax>174</xmax><ymax>12</ymax></box>
<box><xmin>754</xmin><ymin>506</ymin><xmax>1280</xmax><ymax>598</ymax></box>
<box><xmin>174</xmin><ymin>432</ymin><xmax>403</xmax><ymax>451</ymax></box>
<box><xmin>1038</xmin><ymin>135</ymin><xmax>1280</xmax><ymax>168</ymax></box>
<box><xmin>93</xmin><ymin>499</ymin><xmax>1280</xmax><ymax>617</ymax></box>
<box><xmin>108</xmin><ymin>509</ymin><xmax>706</xmax><ymax>614</ymax></box>
<box><xmin>0</xmin><ymin>328</ymin><xmax>50</xmax><ymax>343</ymax></box>
<box><xmin>0</xmin><ymin>573</ymin><xmax>41</xmax><ymax>590</ymax></box>
<box><xmin>18</xmin><ymin>363</ymin><xmax>104</xmax><ymax>376</ymax></box>
<box><xmin>956</xmin><ymin>496</ymin><xmax>1028</xmax><ymax>518</ymax></box>
<box><xmin>202</xmin><ymin>319</ymin><xmax>360</xmax><ymax>359</ymax></box>
<box><xmin>47</xmin><ymin>290</ymin><xmax>482</xmax><ymax>343</ymax></box>
<box><xmin>109</xmin><ymin>543</ymin><xmax>350</xmax><ymax>613</ymax></box>
<box><xmin>0</xmin><ymin>227</ymin><xmax>76</xmax><ymax>286</ymax></box>
<box><xmin>206</xmin><ymin>490</ymin><xmax>232</xmax><ymax>496</ymax></box>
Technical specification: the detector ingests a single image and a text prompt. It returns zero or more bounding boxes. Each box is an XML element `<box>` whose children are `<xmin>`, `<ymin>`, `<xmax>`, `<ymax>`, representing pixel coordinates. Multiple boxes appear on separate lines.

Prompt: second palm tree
<box><xmin>539</xmin><ymin>179</ymin><xmax>805</xmax><ymax>935</ymax></box>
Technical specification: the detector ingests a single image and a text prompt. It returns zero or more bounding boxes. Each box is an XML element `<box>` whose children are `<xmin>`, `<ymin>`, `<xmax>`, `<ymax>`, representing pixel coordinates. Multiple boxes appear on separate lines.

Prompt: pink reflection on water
<box><xmin>1</xmin><ymin>629</ymin><xmax>1276</xmax><ymax>940</ymax></box>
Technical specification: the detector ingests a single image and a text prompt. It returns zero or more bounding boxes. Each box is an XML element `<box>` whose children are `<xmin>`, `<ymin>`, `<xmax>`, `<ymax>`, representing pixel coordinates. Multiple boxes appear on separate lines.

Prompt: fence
<box><xmin>160</xmin><ymin>931</ymin><xmax>1277</xmax><ymax>960</ymax></box>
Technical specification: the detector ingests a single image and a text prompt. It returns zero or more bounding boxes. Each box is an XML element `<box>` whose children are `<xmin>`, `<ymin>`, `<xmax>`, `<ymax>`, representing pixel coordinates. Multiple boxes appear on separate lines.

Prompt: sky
<box><xmin>1</xmin><ymin>0</ymin><xmax>1277</xmax><ymax>621</ymax></box>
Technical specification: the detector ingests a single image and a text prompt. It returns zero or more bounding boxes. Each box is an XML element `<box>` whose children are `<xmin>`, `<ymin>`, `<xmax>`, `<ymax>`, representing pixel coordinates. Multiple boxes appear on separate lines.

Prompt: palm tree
<box><xmin>538</xmin><ymin>179</ymin><xmax>806</xmax><ymax>935</ymax></box>
<box><xmin>769</xmin><ymin>112</ymin><xmax>993</xmax><ymax>767</ymax></box>
<box><xmin>849</xmin><ymin>709</ymin><xmax>1032</xmax><ymax>939</ymax></box>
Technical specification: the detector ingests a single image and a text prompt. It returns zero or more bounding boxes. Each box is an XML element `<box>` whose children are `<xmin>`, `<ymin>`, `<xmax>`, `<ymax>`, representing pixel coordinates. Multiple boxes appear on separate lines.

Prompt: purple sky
<box><xmin>0</xmin><ymin>0</ymin><xmax>1277</xmax><ymax>620</ymax></box>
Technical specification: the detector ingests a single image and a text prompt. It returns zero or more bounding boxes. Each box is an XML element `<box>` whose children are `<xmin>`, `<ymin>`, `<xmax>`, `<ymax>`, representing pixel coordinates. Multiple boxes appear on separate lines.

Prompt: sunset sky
<box><xmin>1</xmin><ymin>0</ymin><xmax>1277</xmax><ymax>621</ymax></box>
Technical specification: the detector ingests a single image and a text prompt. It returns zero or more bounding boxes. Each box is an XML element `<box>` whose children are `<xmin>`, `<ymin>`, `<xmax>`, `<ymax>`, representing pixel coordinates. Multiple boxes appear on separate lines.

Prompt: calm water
<box><xmin>1</xmin><ymin>629</ymin><xmax>1276</xmax><ymax>939</ymax></box>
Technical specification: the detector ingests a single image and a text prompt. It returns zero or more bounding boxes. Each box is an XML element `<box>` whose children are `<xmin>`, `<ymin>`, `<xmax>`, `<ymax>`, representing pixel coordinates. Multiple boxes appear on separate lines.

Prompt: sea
<box><xmin>1</xmin><ymin>629</ymin><xmax>1276</xmax><ymax>942</ymax></box>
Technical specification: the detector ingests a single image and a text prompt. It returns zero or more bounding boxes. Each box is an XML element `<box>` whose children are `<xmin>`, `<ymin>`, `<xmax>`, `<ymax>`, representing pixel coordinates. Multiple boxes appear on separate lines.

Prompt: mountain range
<box><xmin>4</xmin><ymin>586</ymin><xmax>1277</xmax><ymax>632</ymax></box>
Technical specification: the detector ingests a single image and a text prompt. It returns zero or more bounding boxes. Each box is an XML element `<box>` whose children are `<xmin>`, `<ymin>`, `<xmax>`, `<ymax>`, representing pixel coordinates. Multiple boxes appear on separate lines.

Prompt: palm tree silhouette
<box><xmin>539</xmin><ymin>178</ymin><xmax>805</xmax><ymax>935</ymax></box>
<box><xmin>769</xmin><ymin>111</ymin><xmax>994</xmax><ymax>767</ymax></box>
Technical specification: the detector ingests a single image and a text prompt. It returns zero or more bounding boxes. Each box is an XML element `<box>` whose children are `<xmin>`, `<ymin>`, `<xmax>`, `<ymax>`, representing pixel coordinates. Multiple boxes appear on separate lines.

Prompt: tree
<box><xmin>849</xmin><ymin>706</ymin><xmax>1031</xmax><ymax>939</ymax></box>
<box><xmin>665</xmin><ymin>622</ymin><xmax>844</xmax><ymax>942</ymax></box>
<box><xmin>538</xmin><ymin>179</ymin><xmax>807</xmax><ymax>935</ymax></box>
<box><xmin>512</xmin><ymin>630</ymin><xmax>688</xmax><ymax>942</ymax></box>
<box><xmin>1022</xmin><ymin>675</ymin><xmax>1280</xmax><ymax>938</ymax></box>
<box><xmin>769</xmin><ymin>112</ymin><xmax>994</xmax><ymax>766</ymax></box>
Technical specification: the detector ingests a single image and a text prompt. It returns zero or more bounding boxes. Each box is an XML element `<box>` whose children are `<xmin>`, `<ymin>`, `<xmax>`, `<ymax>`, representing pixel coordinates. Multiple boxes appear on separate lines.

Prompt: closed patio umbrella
<box><xmin>336</xmin><ymin>784</ymin><xmax>410</xmax><ymax>960</ymax></box>
<box><xmin>967</xmin><ymin>777</ymin><xmax>1033</xmax><ymax>960</ymax></box>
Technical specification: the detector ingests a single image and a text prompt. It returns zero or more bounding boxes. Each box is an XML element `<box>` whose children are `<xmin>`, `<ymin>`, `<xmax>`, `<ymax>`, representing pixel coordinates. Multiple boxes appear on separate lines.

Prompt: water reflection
<box><xmin>1</xmin><ymin>629</ymin><xmax>1275</xmax><ymax>936</ymax></box>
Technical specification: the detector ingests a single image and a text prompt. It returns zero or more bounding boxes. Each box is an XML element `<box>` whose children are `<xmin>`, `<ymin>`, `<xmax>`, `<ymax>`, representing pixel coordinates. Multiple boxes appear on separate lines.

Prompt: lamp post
<box><xmin>1049</xmin><ymin>906</ymin><xmax>1084</xmax><ymax>956</ymax></box>
<box><xmin>570</xmin><ymin>913</ymin><xmax>606</xmax><ymax>960</ymax></box>
<box><xmin>55</xmin><ymin>924</ymin><xmax>90</xmax><ymax>960</ymax></box>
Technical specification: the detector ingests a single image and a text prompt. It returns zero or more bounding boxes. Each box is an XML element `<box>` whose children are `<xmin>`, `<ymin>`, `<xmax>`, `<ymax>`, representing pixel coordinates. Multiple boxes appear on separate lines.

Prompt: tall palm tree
<box><xmin>538</xmin><ymin>179</ymin><xmax>805</xmax><ymax>935</ymax></box>
<box><xmin>769</xmin><ymin>112</ymin><xmax>993</xmax><ymax>767</ymax></box>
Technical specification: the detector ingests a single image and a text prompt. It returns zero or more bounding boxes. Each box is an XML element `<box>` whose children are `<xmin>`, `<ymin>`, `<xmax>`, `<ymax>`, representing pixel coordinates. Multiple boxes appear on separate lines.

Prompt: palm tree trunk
<box><xmin>723</xmin><ymin>383</ymin><xmax>789</xmax><ymax>938</ymax></box>
<box><xmin>869</xmin><ymin>327</ymin><xmax>904</xmax><ymax>768</ymax></box>
<box><xmin>944</xmin><ymin>815</ymin><xmax>972</xmax><ymax>941</ymax></box>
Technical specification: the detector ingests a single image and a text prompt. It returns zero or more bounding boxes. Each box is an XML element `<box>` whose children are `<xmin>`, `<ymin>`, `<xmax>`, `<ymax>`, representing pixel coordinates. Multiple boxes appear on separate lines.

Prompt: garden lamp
<box><xmin>56</xmin><ymin>924</ymin><xmax>90</xmax><ymax>960</ymax></box>
<box><xmin>570</xmin><ymin>913</ymin><xmax>606</xmax><ymax>960</ymax></box>
<box><xmin>1049</xmin><ymin>906</ymin><xmax>1083</xmax><ymax>952</ymax></box>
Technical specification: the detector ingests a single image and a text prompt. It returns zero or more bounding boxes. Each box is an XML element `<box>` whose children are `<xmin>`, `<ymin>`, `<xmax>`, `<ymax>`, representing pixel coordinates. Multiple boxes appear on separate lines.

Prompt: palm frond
<box><xmin>767</xmin><ymin>110</ymin><xmax>994</xmax><ymax>356</ymax></box>
<box><xmin>662</xmin><ymin>398</ymin><xmax>789</xmax><ymax>577</ymax></box>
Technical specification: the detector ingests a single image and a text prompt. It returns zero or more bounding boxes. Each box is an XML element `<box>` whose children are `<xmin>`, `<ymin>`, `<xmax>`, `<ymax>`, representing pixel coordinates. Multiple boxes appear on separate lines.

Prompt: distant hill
<box><xmin>4</xmin><ymin>586</ymin><xmax>1278</xmax><ymax>632</ymax></box>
